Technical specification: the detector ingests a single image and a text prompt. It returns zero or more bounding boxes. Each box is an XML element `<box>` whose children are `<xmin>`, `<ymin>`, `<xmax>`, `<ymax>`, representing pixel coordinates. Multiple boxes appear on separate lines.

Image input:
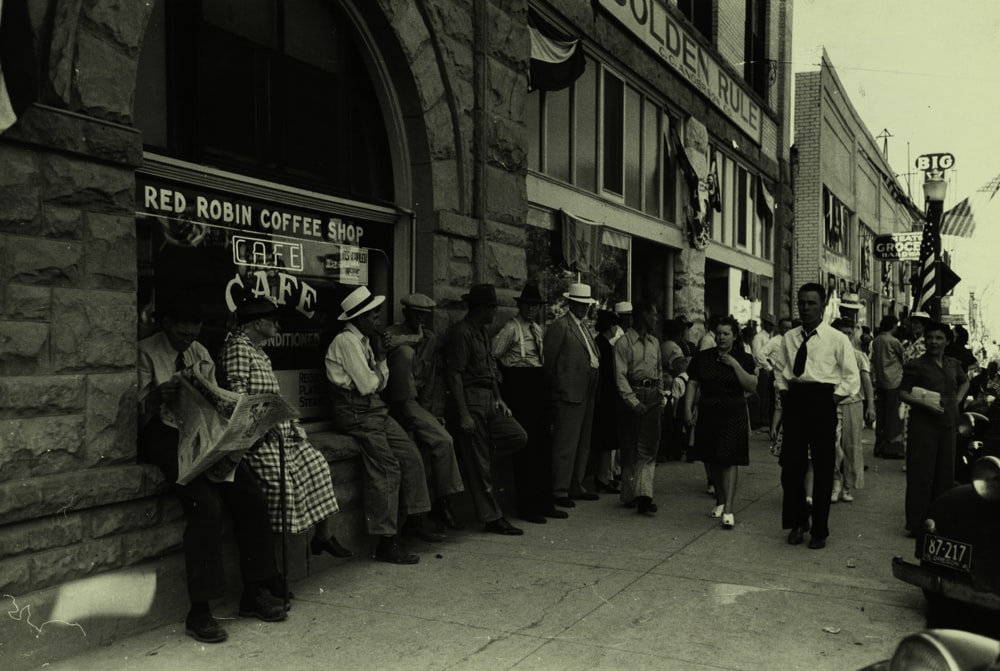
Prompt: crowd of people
<box><xmin>136</xmin><ymin>279</ymin><xmax>986</xmax><ymax>643</ymax></box>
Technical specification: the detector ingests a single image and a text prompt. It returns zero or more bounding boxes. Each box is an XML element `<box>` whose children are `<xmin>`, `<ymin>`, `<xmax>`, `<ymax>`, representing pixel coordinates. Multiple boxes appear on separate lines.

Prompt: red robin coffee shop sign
<box><xmin>597</xmin><ymin>0</ymin><xmax>763</xmax><ymax>144</ymax></box>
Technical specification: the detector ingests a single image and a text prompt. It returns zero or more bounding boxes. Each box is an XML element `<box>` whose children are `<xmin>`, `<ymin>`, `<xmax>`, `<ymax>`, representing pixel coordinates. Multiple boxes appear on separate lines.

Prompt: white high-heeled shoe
<box><xmin>722</xmin><ymin>513</ymin><xmax>735</xmax><ymax>529</ymax></box>
<box><xmin>711</xmin><ymin>504</ymin><xmax>724</xmax><ymax>518</ymax></box>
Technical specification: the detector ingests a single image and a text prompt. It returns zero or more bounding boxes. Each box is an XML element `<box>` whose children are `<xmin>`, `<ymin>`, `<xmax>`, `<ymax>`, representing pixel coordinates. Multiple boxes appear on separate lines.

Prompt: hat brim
<box><xmin>839</xmin><ymin>303</ymin><xmax>862</xmax><ymax>310</ymax></box>
<box><xmin>516</xmin><ymin>297</ymin><xmax>546</xmax><ymax>304</ymax></box>
<box><xmin>563</xmin><ymin>292</ymin><xmax>597</xmax><ymax>305</ymax></box>
<box><xmin>338</xmin><ymin>294</ymin><xmax>385</xmax><ymax>321</ymax></box>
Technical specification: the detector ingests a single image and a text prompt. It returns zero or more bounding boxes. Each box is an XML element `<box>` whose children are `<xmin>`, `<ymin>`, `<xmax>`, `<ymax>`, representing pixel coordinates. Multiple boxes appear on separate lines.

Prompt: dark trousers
<box><xmin>450</xmin><ymin>386</ymin><xmax>527</xmax><ymax>522</ymax></box>
<box><xmin>500</xmin><ymin>366</ymin><xmax>552</xmax><ymax>517</ymax></box>
<box><xmin>875</xmin><ymin>387</ymin><xmax>905</xmax><ymax>457</ymax></box>
<box><xmin>780</xmin><ymin>383</ymin><xmax>837</xmax><ymax>540</ymax></box>
<box><xmin>756</xmin><ymin>370</ymin><xmax>774</xmax><ymax>427</ymax></box>
<box><xmin>138</xmin><ymin>419</ymin><xmax>278</xmax><ymax>604</ymax></box>
<box><xmin>904</xmin><ymin>413</ymin><xmax>956</xmax><ymax>532</ymax></box>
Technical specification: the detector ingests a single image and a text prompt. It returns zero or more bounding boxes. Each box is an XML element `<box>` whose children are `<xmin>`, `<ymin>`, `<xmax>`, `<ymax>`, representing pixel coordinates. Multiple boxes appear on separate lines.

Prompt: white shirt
<box><xmin>773</xmin><ymin>322</ymin><xmax>861</xmax><ymax>399</ymax></box>
<box><xmin>325</xmin><ymin>323</ymin><xmax>389</xmax><ymax>396</ymax></box>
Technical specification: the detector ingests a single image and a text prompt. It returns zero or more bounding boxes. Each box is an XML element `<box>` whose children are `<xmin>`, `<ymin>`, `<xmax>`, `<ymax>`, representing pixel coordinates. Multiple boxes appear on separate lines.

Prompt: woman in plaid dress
<box><xmin>218</xmin><ymin>297</ymin><xmax>351</xmax><ymax>558</ymax></box>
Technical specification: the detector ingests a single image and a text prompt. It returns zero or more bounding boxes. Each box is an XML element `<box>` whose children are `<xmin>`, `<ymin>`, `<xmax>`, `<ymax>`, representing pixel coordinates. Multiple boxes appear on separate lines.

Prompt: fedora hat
<box><xmin>237</xmin><ymin>296</ymin><xmax>280</xmax><ymax>325</ymax></box>
<box><xmin>462</xmin><ymin>284</ymin><xmax>498</xmax><ymax>307</ymax></box>
<box><xmin>614</xmin><ymin>301</ymin><xmax>633</xmax><ymax>315</ymax></box>
<box><xmin>515</xmin><ymin>283</ymin><xmax>545</xmax><ymax>304</ymax></box>
<box><xmin>910</xmin><ymin>310</ymin><xmax>931</xmax><ymax>320</ymax></box>
<box><xmin>563</xmin><ymin>282</ymin><xmax>597</xmax><ymax>305</ymax></box>
<box><xmin>338</xmin><ymin>286</ymin><xmax>385</xmax><ymax>321</ymax></box>
<box><xmin>839</xmin><ymin>292</ymin><xmax>863</xmax><ymax>310</ymax></box>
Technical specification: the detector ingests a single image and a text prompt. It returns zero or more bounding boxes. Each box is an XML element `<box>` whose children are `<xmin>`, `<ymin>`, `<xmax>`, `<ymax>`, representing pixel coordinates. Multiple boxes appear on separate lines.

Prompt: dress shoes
<box><xmin>636</xmin><ymin>496</ymin><xmax>657</xmax><ymax>515</ymax></box>
<box><xmin>595</xmin><ymin>480</ymin><xmax>621</xmax><ymax>494</ymax></box>
<box><xmin>517</xmin><ymin>512</ymin><xmax>547</xmax><ymax>524</ymax></box>
<box><xmin>552</xmin><ymin>496</ymin><xmax>576</xmax><ymax>508</ymax></box>
<box><xmin>402</xmin><ymin>516</ymin><xmax>445</xmax><ymax>543</ymax></box>
<box><xmin>429</xmin><ymin>497</ymin><xmax>465</xmax><ymax>530</ymax></box>
<box><xmin>238</xmin><ymin>593</ymin><xmax>288</xmax><ymax>622</ymax></box>
<box><xmin>808</xmin><ymin>536</ymin><xmax>827</xmax><ymax>550</ymax></box>
<box><xmin>543</xmin><ymin>508</ymin><xmax>569</xmax><ymax>519</ymax></box>
<box><xmin>185</xmin><ymin>611</ymin><xmax>228</xmax><ymax>643</ymax></box>
<box><xmin>570</xmin><ymin>492</ymin><xmax>599</xmax><ymax>501</ymax></box>
<box><xmin>840</xmin><ymin>491</ymin><xmax>854</xmax><ymax>502</ymax></box>
<box><xmin>311</xmin><ymin>535</ymin><xmax>354</xmax><ymax>558</ymax></box>
<box><xmin>787</xmin><ymin>524</ymin><xmax>809</xmax><ymax>545</ymax></box>
<box><xmin>484</xmin><ymin>517</ymin><xmax>524</xmax><ymax>536</ymax></box>
<box><xmin>374</xmin><ymin>536</ymin><xmax>420</xmax><ymax>564</ymax></box>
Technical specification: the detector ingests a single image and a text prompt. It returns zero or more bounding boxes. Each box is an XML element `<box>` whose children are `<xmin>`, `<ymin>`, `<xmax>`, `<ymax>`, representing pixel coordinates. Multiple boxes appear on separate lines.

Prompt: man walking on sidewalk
<box><xmin>773</xmin><ymin>282</ymin><xmax>860</xmax><ymax>549</ymax></box>
<box><xmin>871</xmin><ymin>315</ymin><xmax>906</xmax><ymax>459</ymax></box>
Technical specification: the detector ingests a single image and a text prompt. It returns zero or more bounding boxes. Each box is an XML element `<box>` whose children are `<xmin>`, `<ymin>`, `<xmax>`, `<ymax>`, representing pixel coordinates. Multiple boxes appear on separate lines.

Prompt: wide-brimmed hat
<box><xmin>761</xmin><ymin>313</ymin><xmax>775</xmax><ymax>326</ymax></box>
<box><xmin>515</xmin><ymin>283</ymin><xmax>546</xmax><ymax>304</ymax></box>
<box><xmin>839</xmin><ymin>292</ymin><xmax>863</xmax><ymax>310</ymax></box>
<box><xmin>400</xmin><ymin>293</ymin><xmax>436</xmax><ymax>312</ymax></box>
<box><xmin>614</xmin><ymin>301</ymin><xmax>633</xmax><ymax>315</ymax></box>
<box><xmin>563</xmin><ymin>283</ymin><xmax>597</xmax><ymax>305</ymax></box>
<box><xmin>237</xmin><ymin>296</ymin><xmax>280</xmax><ymax>325</ymax></box>
<box><xmin>338</xmin><ymin>286</ymin><xmax>385</xmax><ymax>321</ymax></box>
<box><xmin>910</xmin><ymin>310</ymin><xmax>931</xmax><ymax>320</ymax></box>
<box><xmin>462</xmin><ymin>284</ymin><xmax>498</xmax><ymax>307</ymax></box>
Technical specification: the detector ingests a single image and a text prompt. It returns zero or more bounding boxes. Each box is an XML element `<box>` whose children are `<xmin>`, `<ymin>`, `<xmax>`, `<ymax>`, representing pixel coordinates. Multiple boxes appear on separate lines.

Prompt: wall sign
<box><xmin>597</xmin><ymin>0</ymin><xmax>764</xmax><ymax>143</ymax></box>
<box><xmin>873</xmin><ymin>232</ymin><xmax>922</xmax><ymax>261</ymax></box>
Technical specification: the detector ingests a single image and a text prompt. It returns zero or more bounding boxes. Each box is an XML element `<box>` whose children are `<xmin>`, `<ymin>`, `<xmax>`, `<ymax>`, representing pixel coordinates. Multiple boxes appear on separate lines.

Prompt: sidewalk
<box><xmin>16</xmin><ymin>430</ymin><xmax>923</xmax><ymax>671</ymax></box>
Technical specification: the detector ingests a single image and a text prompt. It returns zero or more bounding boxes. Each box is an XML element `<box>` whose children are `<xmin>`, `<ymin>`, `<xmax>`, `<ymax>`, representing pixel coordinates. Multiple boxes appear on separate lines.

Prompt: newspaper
<box><xmin>168</xmin><ymin>361</ymin><xmax>299</xmax><ymax>485</ymax></box>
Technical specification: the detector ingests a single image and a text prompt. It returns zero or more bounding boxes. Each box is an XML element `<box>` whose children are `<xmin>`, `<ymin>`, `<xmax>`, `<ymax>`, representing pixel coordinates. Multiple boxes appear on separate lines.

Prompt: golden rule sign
<box><xmin>596</xmin><ymin>0</ymin><xmax>763</xmax><ymax>143</ymax></box>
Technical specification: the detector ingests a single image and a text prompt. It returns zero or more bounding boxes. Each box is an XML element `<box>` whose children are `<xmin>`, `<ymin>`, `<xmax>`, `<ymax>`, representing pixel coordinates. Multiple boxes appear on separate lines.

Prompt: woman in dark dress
<box><xmin>682</xmin><ymin>316</ymin><xmax>757</xmax><ymax>529</ymax></box>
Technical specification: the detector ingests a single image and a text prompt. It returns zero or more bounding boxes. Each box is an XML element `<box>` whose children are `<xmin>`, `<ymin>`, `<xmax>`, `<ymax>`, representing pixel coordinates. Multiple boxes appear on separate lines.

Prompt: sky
<box><xmin>793</xmin><ymin>0</ymin><xmax>1000</xmax><ymax>348</ymax></box>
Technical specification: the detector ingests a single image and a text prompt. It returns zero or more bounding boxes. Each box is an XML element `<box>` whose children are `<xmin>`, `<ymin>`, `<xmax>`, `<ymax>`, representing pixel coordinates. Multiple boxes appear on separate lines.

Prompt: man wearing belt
<box><xmin>325</xmin><ymin>286</ymin><xmax>436</xmax><ymax>565</ymax></box>
<box><xmin>613</xmin><ymin>302</ymin><xmax>664</xmax><ymax>515</ymax></box>
<box><xmin>445</xmin><ymin>283</ymin><xmax>527</xmax><ymax>535</ymax></box>
<box><xmin>492</xmin><ymin>283</ymin><xmax>565</xmax><ymax>524</ymax></box>
<box><xmin>544</xmin><ymin>282</ymin><xmax>601</xmax><ymax>507</ymax></box>
<box><xmin>382</xmin><ymin>293</ymin><xmax>465</xmax><ymax>531</ymax></box>
<box><xmin>773</xmin><ymin>282</ymin><xmax>860</xmax><ymax>549</ymax></box>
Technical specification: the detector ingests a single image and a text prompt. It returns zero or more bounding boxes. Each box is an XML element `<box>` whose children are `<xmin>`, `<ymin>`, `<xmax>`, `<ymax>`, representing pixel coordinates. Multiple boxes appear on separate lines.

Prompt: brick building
<box><xmin>793</xmin><ymin>50</ymin><xmax>921</xmax><ymax>325</ymax></box>
<box><xmin>0</xmin><ymin>0</ymin><xmax>792</xmax><ymax>662</ymax></box>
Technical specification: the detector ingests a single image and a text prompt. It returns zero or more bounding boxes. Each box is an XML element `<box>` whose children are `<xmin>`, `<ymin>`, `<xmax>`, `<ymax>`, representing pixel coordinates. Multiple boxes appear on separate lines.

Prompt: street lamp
<box><xmin>920</xmin><ymin>174</ymin><xmax>947</xmax><ymax>320</ymax></box>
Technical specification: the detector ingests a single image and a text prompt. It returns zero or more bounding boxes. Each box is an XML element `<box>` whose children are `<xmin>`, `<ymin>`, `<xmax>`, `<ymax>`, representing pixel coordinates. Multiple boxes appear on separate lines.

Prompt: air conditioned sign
<box><xmin>873</xmin><ymin>232</ymin><xmax>922</xmax><ymax>261</ymax></box>
<box><xmin>597</xmin><ymin>0</ymin><xmax>763</xmax><ymax>143</ymax></box>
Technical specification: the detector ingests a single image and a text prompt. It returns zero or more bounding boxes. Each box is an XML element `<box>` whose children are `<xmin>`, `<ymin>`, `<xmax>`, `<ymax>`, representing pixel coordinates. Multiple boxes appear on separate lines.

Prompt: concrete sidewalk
<box><xmin>13</xmin><ymin>430</ymin><xmax>924</xmax><ymax>670</ymax></box>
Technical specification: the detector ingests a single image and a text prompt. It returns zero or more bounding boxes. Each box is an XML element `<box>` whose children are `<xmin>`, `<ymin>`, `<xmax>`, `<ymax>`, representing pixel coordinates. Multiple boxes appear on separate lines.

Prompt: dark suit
<box><xmin>544</xmin><ymin>311</ymin><xmax>600</xmax><ymax>498</ymax></box>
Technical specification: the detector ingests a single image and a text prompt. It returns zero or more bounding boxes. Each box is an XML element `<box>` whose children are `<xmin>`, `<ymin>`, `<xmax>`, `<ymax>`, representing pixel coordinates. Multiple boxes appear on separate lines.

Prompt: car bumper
<box><xmin>893</xmin><ymin>556</ymin><xmax>1000</xmax><ymax>611</ymax></box>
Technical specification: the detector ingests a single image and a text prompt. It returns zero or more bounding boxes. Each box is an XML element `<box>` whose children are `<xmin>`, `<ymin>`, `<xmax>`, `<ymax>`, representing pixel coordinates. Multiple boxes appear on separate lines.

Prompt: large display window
<box><xmin>136</xmin><ymin>174</ymin><xmax>392</xmax><ymax>419</ymax></box>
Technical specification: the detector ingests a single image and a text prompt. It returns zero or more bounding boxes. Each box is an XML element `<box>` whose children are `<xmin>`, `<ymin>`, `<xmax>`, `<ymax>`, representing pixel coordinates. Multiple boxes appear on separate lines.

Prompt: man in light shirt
<box><xmin>325</xmin><ymin>286</ymin><xmax>435</xmax><ymax>564</ymax></box>
<box><xmin>751</xmin><ymin>316</ymin><xmax>775</xmax><ymax>428</ymax></box>
<box><xmin>773</xmin><ymin>283</ymin><xmax>860</xmax><ymax>550</ymax></box>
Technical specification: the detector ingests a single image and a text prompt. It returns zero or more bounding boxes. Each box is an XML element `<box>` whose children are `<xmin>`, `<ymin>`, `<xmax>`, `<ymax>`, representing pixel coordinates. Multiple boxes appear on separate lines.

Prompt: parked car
<box><xmin>892</xmin><ymin>453</ymin><xmax>1000</xmax><ymax>636</ymax></box>
<box><xmin>856</xmin><ymin>629</ymin><xmax>1000</xmax><ymax>671</ymax></box>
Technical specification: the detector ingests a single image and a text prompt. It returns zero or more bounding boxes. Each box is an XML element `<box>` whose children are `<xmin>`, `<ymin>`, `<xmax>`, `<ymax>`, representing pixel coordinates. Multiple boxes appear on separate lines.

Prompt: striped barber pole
<box><xmin>913</xmin><ymin>208</ymin><xmax>940</xmax><ymax>313</ymax></box>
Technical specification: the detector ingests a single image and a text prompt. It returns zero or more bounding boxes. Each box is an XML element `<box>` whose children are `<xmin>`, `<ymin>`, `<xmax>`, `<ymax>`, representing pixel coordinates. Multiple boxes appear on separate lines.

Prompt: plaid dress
<box><xmin>217</xmin><ymin>328</ymin><xmax>339</xmax><ymax>534</ymax></box>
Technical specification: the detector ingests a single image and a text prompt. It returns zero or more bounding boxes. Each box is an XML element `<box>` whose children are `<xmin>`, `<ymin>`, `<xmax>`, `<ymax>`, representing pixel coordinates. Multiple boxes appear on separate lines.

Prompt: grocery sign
<box><xmin>873</xmin><ymin>232</ymin><xmax>922</xmax><ymax>261</ymax></box>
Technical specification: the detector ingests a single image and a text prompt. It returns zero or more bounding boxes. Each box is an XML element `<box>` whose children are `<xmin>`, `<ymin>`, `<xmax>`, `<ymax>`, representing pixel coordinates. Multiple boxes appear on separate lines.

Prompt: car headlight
<box><xmin>889</xmin><ymin>629</ymin><xmax>1000</xmax><ymax>670</ymax></box>
<box><xmin>971</xmin><ymin>455</ymin><xmax>1000</xmax><ymax>502</ymax></box>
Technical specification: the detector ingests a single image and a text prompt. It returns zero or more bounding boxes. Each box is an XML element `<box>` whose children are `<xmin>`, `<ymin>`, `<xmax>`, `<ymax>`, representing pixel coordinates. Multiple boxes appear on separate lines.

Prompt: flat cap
<box><xmin>401</xmin><ymin>293</ymin><xmax>436</xmax><ymax>311</ymax></box>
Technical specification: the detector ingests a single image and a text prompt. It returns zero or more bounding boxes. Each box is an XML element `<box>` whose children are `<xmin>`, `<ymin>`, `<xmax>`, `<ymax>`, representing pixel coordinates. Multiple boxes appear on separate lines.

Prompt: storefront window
<box><xmin>575</xmin><ymin>57</ymin><xmax>599</xmax><ymax>192</ymax></box>
<box><xmin>135</xmin><ymin>0</ymin><xmax>393</xmax><ymax>203</ymax></box>
<box><xmin>136</xmin><ymin>176</ymin><xmax>392</xmax><ymax>419</ymax></box>
<box><xmin>525</xmin><ymin>225</ymin><xmax>629</xmax><ymax>321</ymax></box>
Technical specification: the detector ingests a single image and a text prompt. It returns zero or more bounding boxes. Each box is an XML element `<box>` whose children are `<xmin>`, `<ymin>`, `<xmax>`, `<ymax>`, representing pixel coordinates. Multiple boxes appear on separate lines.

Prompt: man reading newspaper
<box><xmin>137</xmin><ymin>298</ymin><xmax>286</xmax><ymax>643</ymax></box>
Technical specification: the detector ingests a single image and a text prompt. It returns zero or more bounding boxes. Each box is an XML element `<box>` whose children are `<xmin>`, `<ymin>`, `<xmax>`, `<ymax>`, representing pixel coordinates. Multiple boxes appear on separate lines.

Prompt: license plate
<box><xmin>922</xmin><ymin>534</ymin><xmax>973</xmax><ymax>573</ymax></box>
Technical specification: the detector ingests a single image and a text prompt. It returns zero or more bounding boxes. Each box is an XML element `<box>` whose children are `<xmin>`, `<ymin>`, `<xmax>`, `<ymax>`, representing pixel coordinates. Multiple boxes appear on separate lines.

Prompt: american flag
<box><xmin>913</xmin><ymin>206</ymin><xmax>940</xmax><ymax>312</ymax></box>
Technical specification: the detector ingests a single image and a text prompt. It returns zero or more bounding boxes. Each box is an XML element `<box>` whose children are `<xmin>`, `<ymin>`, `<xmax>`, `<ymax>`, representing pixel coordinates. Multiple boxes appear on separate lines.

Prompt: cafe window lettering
<box><xmin>136</xmin><ymin>177</ymin><xmax>392</xmax><ymax>419</ymax></box>
<box><xmin>823</xmin><ymin>186</ymin><xmax>851</xmax><ymax>256</ymax></box>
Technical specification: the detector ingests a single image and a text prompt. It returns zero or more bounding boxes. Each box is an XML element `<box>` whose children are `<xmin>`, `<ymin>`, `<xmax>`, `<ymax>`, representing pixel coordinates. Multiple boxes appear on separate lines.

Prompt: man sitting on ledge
<box><xmin>137</xmin><ymin>298</ymin><xmax>286</xmax><ymax>644</ymax></box>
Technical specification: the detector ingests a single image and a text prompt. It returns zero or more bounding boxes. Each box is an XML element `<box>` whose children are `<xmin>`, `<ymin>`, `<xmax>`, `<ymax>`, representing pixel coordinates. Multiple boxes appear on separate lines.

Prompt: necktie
<box><xmin>792</xmin><ymin>330</ymin><xmax>815</xmax><ymax>377</ymax></box>
<box><xmin>175</xmin><ymin>351</ymin><xmax>186</xmax><ymax>372</ymax></box>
